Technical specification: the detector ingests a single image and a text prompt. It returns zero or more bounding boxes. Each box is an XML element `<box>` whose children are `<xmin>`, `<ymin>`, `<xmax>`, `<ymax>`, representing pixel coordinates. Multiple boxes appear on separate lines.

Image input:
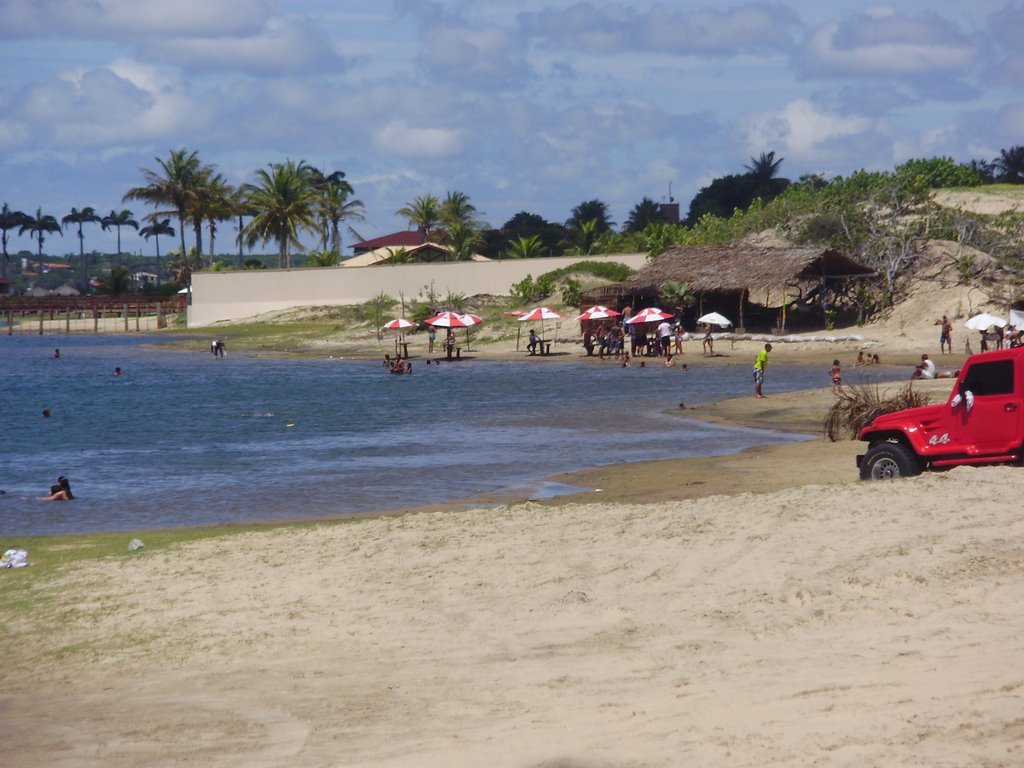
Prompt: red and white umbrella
<box><xmin>458</xmin><ymin>313</ymin><xmax>483</xmax><ymax>326</ymax></box>
<box><xmin>425</xmin><ymin>311</ymin><xmax>474</xmax><ymax>328</ymax></box>
<box><xmin>382</xmin><ymin>318</ymin><xmax>416</xmax><ymax>330</ymax></box>
<box><xmin>518</xmin><ymin>306</ymin><xmax>564</xmax><ymax>322</ymax></box>
<box><xmin>574</xmin><ymin>305</ymin><xmax>621</xmax><ymax>322</ymax></box>
<box><xmin>626</xmin><ymin>307</ymin><xmax>674</xmax><ymax>324</ymax></box>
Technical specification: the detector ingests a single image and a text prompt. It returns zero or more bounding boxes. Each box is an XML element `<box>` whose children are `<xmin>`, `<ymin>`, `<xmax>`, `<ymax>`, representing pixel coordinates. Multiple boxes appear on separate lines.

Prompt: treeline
<box><xmin>3</xmin><ymin>145</ymin><xmax>1024</xmax><ymax>300</ymax></box>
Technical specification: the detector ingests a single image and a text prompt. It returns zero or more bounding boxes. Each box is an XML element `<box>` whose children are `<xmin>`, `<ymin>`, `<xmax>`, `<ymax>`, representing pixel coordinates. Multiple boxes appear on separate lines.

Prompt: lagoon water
<box><xmin>2</xmin><ymin>335</ymin><xmax>889</xmax><ymax>537</ymax></box>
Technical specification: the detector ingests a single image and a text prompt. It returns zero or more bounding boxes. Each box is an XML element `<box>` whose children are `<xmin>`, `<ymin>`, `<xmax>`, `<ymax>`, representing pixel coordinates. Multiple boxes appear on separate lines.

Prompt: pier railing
<box><xmin>1</xmin><ymin>296</ymin><xmax>187</xmax><ymax>334</ymax></box>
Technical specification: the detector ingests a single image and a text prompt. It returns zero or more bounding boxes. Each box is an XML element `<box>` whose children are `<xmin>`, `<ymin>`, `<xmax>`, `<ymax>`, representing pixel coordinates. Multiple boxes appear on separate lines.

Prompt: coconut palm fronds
<box><xmin>823</xmin><ymin>383</ymin><xmax>931</xmax><ymax>442</ymax></box>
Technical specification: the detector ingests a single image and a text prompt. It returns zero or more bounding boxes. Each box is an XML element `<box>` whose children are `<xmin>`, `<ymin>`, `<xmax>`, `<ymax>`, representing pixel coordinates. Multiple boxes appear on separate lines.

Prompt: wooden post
<box><xmin>124</xmin><ymin>305</ymin><xmax>129</xmax><ymax>332</ymax></box>
<box><xmin>7</xmin><ymin>311</ymin><xmax>12</xmax><ymax>335</ymax></box>
<box><xmin>94</xmin><ymin>310</ymin><xmax>99</xmax><ymax>333</ymax></box>
<box><xmin>38</xmin><ymin>310</ymin><xmax>44</xmax><ymax>335</ymax></box>
<box><xmin>157</xmin><ymin>303</ymin><xmax>164</xmax><ymax>329</ymax></box>
<box><xmin>65</xmin><ymin>308</ymin><xmax>71</xmax><ymax>333</ymax></box>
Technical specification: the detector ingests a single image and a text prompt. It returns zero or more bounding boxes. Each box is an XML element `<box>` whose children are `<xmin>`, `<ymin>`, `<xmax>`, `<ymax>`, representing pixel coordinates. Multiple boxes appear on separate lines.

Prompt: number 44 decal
<box><xmin>928</xmin><ymin>433</ymin><xmax>951</xmax><ymax>445</ymax></box>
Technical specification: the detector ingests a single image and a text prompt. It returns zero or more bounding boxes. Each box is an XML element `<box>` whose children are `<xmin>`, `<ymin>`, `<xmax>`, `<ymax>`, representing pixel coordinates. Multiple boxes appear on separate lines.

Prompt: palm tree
<box><xmin>994</xmin><ymin>146</ymin><xmax>1024</xmax><ymax>183</ymax></box>
<box><xmin>566</xmin><ymin>218</ymin><xmax>599</xmax><ymax>255</ymax></box>
<box><xmin>316</xmin><ymin>181</ymin><xmax>364</xmax><ymax>259</ymax></box>
<box><xmin>123</xmin><ymin>148</ymin><xmax>209</xmax><ymax>281</ymax></box>
<box><xmin>506</xmin><ymin>234</ymin><xmax>544</xmax><ymax>259</ymax></box>
<box><xmin>396</xmin><ymin>194</ymin><xmax>441</xmax><ymax>239</ymax></box>
<box><xmin>139</xmin><ymin>217</ymin><xmax>175</xmax><ymax>285</ymax></box>
<box><xmin>566</xmin><ymin>199</ymin><xmax>614</xmax><ymax>233</ymax></box>
<box><xmin>193</xmin><ymin>172</ymin><xmax>234</xmax><ymax>267</ymax></box>
<box><xmin>100</xmin><ymin>209</ymin><xmax>139</xmax><ymax>258</ymax></box>
<box><xmin>624</xmin><ymin>197</ymin><xmax>662</xmax><ymax>233</ymax></box>
<box><xmin>0</xmin><ymin>203</ymin><xmax>29</xmax><ymax>281</ymax></box>
<box><xmin>744</xmin><ymin>151</ymin><xmax>789</xmax><ymax>199</ymax></box>
<box><xmin>440</xmin><ymin>190</ymin><xmax>478</xmax><ymax>228</ymax></box>
<box><xmin>101</xmin><ymin>264</ymin><xmax>133</xmax><ymax>296</ymax></box>
<box><xmin>446</xmin><ymin>221</ymin><xmax>483</xmax><ymax>261</ymax></box>
<box><xmin>62</xmin><ymin>206</ymin><xmax>101</xmax><ymax>287</ymax></box>
<box><xmin>19</xmin><ymin>208</ymin><xmax>62</xmax><ymax>279</ymax></box>
<box><xmin>241</xmin><ymin>159</ymin><xmax>320</xmax><ymax>269</ymax></box>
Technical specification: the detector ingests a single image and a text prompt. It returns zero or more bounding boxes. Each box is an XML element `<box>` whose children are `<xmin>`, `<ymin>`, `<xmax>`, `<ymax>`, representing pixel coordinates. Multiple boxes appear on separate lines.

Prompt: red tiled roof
<box><xmin>352</xmin><ymin>230</ymin><xmax>425</xmax><ymax>253</ymax></box>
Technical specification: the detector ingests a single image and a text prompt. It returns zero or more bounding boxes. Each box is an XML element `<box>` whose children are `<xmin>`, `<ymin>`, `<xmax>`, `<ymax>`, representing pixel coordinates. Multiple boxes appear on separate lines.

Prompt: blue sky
<box><xmin>1</xmin><ymin>0</ymin><xmax>1022</xmax><ymax>257</ymax></box>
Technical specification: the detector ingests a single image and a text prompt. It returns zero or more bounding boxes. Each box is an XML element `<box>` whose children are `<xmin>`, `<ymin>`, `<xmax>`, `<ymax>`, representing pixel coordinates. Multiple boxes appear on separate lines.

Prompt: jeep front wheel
<box><xmin>860</xmin><ymin>441</ymin><xmax>921</xmax><ymax>480</ymax></box>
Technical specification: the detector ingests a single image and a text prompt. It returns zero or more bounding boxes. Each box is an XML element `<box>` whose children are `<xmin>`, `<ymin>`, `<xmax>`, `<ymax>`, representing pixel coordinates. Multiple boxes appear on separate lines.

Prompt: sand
<box><xmin>3</xmin><ymin>277</ymin><xmax>1024</xmax><ymax>766</ymax></box>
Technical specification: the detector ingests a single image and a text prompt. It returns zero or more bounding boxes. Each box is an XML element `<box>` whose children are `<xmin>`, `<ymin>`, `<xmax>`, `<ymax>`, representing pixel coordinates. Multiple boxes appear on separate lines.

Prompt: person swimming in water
<box><xmin>43</xmin><ymin>476</ymin><xmax>73</xmax><ymax>501</ymax></box>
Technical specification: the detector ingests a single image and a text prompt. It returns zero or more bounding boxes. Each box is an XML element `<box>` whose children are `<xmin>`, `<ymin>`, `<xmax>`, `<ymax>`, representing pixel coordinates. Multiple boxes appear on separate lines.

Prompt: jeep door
<box><xmin>951</xmin><ymin>357</ymin><xmax>1020</xmax><ymax>454</ymax></box>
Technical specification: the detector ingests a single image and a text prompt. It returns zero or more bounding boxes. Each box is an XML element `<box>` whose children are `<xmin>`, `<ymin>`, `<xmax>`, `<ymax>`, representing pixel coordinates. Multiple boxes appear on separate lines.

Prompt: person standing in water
<box><xmin>753</xmin><ymin>343</ymin><xmax>772</xmax><ymax>398</ymax></box>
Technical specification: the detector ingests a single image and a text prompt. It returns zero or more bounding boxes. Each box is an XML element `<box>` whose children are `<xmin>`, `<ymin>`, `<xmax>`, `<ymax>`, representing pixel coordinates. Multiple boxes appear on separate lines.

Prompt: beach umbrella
<box><xmin>697</xmin><ymin>311</ymin><xmax>733</xmax><ymax>328</ymax></box>
<box><xmin>574</xmin><ymin>305</ymin><xmax>621</xmax><ymax>322</ymax></box>
<box><xmin>518</xmin><ymin>306</ymin><xmax>563</xmax><ymax>322</ymax></box>
<box><xmin>518</xmin><ymin>306</ymin><xmax>564</xmax><ymax>348</ymax></box>
<box><xmin>626</xmin><ymin>307</ymin><xmax>673</xmax><ymax>324</ymax></box>
<box><xmin>424</xmin><ymin>310</ymin><xmax>474</xmax><ymax>328</ymax></box>
<box><xmin>382</xmin><ymin>318</ymin><xmax>415</xmax><ymax>330</ymax></box>
<box><xmin>964</xmin><ymin>312</ymin><xmax>1007</xmax><ymax>330</ymax></box>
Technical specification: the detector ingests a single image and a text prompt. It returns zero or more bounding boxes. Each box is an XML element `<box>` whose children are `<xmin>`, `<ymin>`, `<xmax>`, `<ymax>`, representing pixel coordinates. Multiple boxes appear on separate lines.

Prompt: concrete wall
<box><xmin>187</xmin><ymin>253</ymin><xmax>650</xmax><ymax>327</ymax></box>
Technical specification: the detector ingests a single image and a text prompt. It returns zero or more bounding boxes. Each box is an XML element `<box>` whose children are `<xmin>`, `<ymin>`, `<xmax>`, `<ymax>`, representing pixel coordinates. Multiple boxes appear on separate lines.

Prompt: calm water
<box><xmin>1</xmin><ymin>335</ymin><xmax>895</xmax><ymax>536</ymax></box>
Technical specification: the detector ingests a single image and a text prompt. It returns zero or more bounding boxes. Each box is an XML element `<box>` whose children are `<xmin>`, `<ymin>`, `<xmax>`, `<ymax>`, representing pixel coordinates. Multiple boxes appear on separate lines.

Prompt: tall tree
<box><xmin>446</xmin><ymin>221</ymin><xmax>483</xmax><ymax>261</ymax></box>
<box><xmin>123</xmin><ymin>148</ymin><xmax>209</xmax><ymax>281</ymax></box>
<box><xmin>139</xmin><ymin>217</ymin><xmax>175</xmax><ymax>286</ymax></box>
<box><xmin>566</xmin><ymin>199</ymin><xmax>614</xmax><ymax>234</ymax></box>
<box><xmin>62</xmin><ymin>206</ymin><xmax>101</xmax><ymax>287</ymax></box>
<box><xmin>19</xmin><ymin>207</ymin><xmax>62</xmax><ymax>279</ymax></box>
<box><xmin>100</xmin><ymin>208</ymin><xmax>139</xmax><ymax>258</ymax></box>
<box><xmin>440</xmin><ymin>190</ymin><xmax>478</xmax><ymax>228</ymax></box>
<box><xmin>624</xmin><ymin>197</ymin><xmax>663</xmax><ymax>233</ymax></box>
<box><xmin>193</xmin><ymin>172</ymin><xmax>234</xmax><ymax>267</ymax></box>
<box><xmin>241</xmin><ymin>159</ymin><xmax>320</xmax><ymax>269</ymax></box>
<box><xmin>0</xmin><ymin>203</ymin><xmax>29</xmax><ymax>281</ymax></box>
<box><xmin>316</xmin><ymin>181</ymin><xmax>365</xmax><ymax>258</ymax></box>
<box><xmin>396</xmin><ymin>194</ymin><xmax>441</xmax><ymax>239</ymax></box>
<box><xmin>744</xmin><ymin>151</ymin><xmax>789</xmax><ymax>199</ymax></box>
<box><xmin>994</xmin><ymin>146</ymin><xmax>1024</xmax><ymax>183</ymax></box>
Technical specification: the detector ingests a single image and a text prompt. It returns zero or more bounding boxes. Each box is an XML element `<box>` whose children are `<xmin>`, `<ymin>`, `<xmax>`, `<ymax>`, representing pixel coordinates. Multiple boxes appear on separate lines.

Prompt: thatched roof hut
<box><xmin>580</xmin><ymin>244</ymin><xmax>874</xmax><ymax>331</ymax></box>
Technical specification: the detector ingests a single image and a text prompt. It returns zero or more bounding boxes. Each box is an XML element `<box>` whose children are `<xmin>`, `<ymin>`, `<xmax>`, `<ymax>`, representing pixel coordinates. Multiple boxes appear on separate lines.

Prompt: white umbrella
<box><xmin>697</xmin><ymin>311</ymin><xmax>733</xmax><ymax>327</ymax></box>
<box><xmin>964</xmin><ymin>312</ymin><xmax>1007</xmax><ymax>331</ymax></box>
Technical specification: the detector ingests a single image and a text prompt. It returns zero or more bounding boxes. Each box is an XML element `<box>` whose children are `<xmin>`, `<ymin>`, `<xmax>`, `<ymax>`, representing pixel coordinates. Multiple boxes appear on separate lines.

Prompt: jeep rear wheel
<box><xmin>860</xmin><ymin>441</ymin><xmax>921</xmax><ymax>480</ymax></box>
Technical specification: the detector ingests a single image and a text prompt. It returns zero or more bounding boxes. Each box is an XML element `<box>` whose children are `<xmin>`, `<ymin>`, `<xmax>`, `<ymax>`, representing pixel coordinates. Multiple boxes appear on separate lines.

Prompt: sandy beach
<box><xmin>4</xmin><ymin>277</ymin><xmax>1024</xmax><ymax>767</ymax></box>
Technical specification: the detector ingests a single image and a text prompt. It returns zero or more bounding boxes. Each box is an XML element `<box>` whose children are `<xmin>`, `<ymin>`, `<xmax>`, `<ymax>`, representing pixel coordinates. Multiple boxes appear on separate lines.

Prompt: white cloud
<box><xmin>517</xmin><ymin>2</ymin><xmax>799</xmax><ymax>55</ymax></box>
<box><xmin>374</xmin><ymin>121</ymin><xmax>463</xmax><ymax>159</ymax></box>
<box><xmin>803</xmin><ymin>8</ymin><xmax>977</xmax><ymax>77</ymax></box>
<box><xmin>741</xmin><ymin>99</ymin><xmax>874</xmax><ymax>163</ymax></box>
<box><xmin>148</xmin><ymin>18</ymin><xmax>344</xmax><ymax>74</ymax></box>
<box><xmin>0</xmin><ymin>0</ymin><xmax>272</xmax><ymax>38</ymax></box>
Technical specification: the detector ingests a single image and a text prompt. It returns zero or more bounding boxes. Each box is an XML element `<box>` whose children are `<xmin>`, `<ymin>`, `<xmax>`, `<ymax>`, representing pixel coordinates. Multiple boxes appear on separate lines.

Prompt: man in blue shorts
<box><xmin>753</xmin><ymin>343</ymin><xmax>772</xmax><ymax>398</ymax></box>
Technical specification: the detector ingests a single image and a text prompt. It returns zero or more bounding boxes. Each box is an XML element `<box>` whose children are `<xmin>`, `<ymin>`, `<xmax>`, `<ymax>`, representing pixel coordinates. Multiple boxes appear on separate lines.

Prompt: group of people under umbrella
<box><xmin>381</xmin><ymin>305</ymin><xmax>736</xmax><ymax>361</ymax></box>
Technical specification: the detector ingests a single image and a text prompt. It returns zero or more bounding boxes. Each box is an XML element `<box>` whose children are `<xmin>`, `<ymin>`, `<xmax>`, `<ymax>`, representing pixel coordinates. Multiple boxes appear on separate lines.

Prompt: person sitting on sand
<box><xmin>44</xmin><ymin>476</ymin><xmax>73</xmax><ymax>501</ymax></box>
<box><xmin>911</xmin><ymin>354</ymin><xmax>937</xmax><ymax>380</ymax></box>
<box><xmin>664</xmin><ymin>353</ymin><xmax>676</xmax><ymax>367</ymax></box>
<box><xmin>855</xmin><ymin>351</ymin><xmax>865</xmax><ymax>369</ymax></box>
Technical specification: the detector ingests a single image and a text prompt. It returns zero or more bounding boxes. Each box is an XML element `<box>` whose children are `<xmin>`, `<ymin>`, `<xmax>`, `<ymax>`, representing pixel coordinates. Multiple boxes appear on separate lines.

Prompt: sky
<box><xmin>2</xmin><ymin>0</ymin><xmax>1023</xmax><ymax>258</ymax></box>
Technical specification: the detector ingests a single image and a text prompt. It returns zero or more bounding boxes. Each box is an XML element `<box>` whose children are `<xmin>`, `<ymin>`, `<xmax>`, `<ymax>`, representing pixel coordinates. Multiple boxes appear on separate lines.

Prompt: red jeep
<box><xmin>858</xmin><ymin>347</ymin><xmax>1024</xmax><ymax>479</ymax></box>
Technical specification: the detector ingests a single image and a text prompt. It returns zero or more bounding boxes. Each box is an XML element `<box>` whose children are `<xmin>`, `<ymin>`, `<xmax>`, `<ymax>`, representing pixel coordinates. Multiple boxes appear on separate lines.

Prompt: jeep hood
<box><xmin>859</xmin><ymin>403</ymin><xmax>945</xmax><ymax>437</ymax></box>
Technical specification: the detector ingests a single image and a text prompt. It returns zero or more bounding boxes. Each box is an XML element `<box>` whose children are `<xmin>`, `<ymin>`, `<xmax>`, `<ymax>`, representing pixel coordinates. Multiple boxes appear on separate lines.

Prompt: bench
<box><xmin>529</xmin><ymin>341</ymin><xmax>552</xmax><ymax>355</ymax></box>
<box><xmin>446</xmin><ymin>346</ymin><xmax>461</xmax><ymax>360</ymax></box>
